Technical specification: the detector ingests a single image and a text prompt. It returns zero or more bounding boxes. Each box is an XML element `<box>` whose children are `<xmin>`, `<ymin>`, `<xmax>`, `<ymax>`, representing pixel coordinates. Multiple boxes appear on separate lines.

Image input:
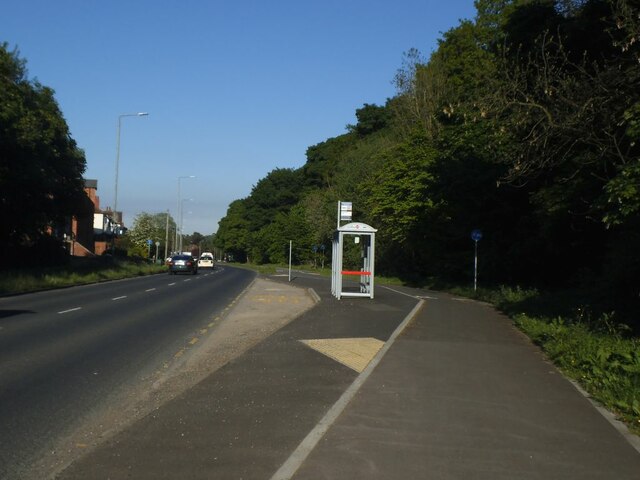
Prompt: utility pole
<box><xmin>164</xmin><ymin>210</ymin><xmax>170</xmax><ymax>260</ymax></box>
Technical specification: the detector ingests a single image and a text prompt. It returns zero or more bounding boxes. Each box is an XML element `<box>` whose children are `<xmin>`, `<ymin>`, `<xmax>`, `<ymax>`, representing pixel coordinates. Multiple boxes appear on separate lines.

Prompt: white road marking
<box><xmin>380</xmin><ymin>285</ymin><xmax>419</xmax><ymax>299</ymax></box>
<box><xmin>111</xmin><ymin>296</ymin><xmax>127</xmax><ymax>301</ymax></box>
<box><xmin>145</xmin><ymin>288</ymin><xmax>156</xmax><ymax>292</ymax></box>
<box><xmin>58</xmin><ymin>307</ymin><xmax>82</xmax><ymax>314</ymax></box>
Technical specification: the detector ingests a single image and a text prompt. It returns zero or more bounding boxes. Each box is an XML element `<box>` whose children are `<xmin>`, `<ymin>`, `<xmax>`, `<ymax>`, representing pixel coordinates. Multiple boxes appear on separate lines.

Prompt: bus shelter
<box><xmin>331</xmin><ymin>222</ymin><xmax>377</xmax><ymax>299</ymax></box>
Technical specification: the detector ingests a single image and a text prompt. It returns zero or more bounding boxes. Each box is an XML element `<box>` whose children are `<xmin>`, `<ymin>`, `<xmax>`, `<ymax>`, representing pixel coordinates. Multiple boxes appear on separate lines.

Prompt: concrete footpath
<box><xmin>57</xmin><ymin>271</ymin><xmax>640</xmax><ymax>479</ymax></box>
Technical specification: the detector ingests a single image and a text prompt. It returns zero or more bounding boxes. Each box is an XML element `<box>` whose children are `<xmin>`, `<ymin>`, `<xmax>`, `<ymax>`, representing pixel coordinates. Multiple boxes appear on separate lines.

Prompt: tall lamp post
<box><xmin>175</xmin><ymin>175</ymin><xmax>195</xmax><ymax>253</ymax></box>
<box><xmin>114</xmin><ymin>112</ymin><xmax>148</xmax><ymax>219</ymax></box>
<box><xmin>164</xmin><ymin>209</ymin><xmax>170</xmax><ymax>261</ymax></box>
<box><xmin>180</xmin><ymin>198</ymin><xmax>194</xmax><ymax>252</ymax></box>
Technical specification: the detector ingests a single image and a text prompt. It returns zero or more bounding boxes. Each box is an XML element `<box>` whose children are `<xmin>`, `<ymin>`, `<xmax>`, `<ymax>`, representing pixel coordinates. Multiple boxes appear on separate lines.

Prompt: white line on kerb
<box><xmin>380</xmin><ymin>285</ymin><xmax>419</xmax><ymax>299</ymax></box>
<box><xmin>270</xmin><ymin>299</ymin><xmax>425</xmax><ymax>480</ymax></box>
<box><xmin>111</xmin><ymin>296</ymin><xmax>127</xmax><ymax>301</ymax></box>
<box><xmin>380</xmin><ymin>285</ymin><xmax>439</xmax><ymax>300</ymax></box>
<box><xmin>58</xmin><ymin>307</ymin><xmax>82</xmax><ymax>314</ymax></box>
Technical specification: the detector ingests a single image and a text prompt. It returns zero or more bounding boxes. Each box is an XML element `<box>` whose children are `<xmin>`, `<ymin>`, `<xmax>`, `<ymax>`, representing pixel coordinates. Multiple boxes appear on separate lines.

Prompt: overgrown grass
<box><xmin>452</xmin><ymin>284</ymin><xmax>640</xmax><ymax>435</ymax></box>
<box><xmin>0</xmin><ymin>258</ymin><xmax>166</xmax><ymax>295</ymax></box>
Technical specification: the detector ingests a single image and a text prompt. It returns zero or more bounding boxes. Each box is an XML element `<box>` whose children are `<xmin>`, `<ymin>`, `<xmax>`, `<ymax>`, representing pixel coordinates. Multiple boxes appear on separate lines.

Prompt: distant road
<box><xmin>0</xmin><ymin>265</ymin><xmax>255</xmax><ymax>480</ymax></box>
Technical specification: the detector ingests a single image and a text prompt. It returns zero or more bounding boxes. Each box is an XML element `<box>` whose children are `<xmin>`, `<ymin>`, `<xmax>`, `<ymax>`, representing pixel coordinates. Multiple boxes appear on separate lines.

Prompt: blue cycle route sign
<box><xmin>471</xmin><ymin>229</ymin><xmax>483</xmax><ymax>242</ymax></box>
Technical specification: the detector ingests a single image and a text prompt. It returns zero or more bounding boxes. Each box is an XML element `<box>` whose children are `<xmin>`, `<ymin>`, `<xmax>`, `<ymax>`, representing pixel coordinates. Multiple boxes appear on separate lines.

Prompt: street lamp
<box><xmin>180</xmin><ymin>198</ymin><xmax>194</xmax><ymax>252</ymax></box>
<box><xmin>175</xmin><ymin>175</ymin><xmax>195</xmax><ymax>253</ymax></box>
<box><xmin>114</xmin><ymin>112</ymin><xmax>148</xmax><ymax>219</ymax></box>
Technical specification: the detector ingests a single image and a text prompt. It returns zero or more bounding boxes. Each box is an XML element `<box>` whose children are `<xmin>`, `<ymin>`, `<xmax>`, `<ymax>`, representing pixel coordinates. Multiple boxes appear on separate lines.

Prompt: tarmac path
<box><xmin>51</xmin><ymin>271</ymin><xmax>640</xmax><ymax>479</ymax></box>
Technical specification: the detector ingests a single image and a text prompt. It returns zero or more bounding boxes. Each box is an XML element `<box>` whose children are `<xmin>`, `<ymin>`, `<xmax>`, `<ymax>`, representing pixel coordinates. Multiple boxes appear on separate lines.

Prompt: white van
<box><xmin>198</xmin><ymin>252</ymin><xmax>215</xmax><ymax>269</ymax></box>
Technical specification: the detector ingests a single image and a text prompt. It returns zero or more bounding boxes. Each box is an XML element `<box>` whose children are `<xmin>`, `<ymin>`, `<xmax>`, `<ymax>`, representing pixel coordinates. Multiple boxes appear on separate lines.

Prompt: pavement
<box><xmin>54</xmin><ymin>269</ymin><xmax>640</xmax><ymax>479</ymax></box>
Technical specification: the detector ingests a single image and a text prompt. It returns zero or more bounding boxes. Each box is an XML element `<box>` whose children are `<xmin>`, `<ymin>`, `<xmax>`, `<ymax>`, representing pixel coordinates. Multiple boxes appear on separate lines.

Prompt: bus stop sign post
<box><xmin>471</xmin><ymin>229</ymin><xmax>482</xmax><ymax>291</ymax></box>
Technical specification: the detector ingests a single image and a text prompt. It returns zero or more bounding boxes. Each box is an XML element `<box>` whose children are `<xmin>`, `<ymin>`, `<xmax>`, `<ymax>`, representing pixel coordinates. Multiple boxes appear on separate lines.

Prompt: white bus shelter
<box><xmin>331</xmin><ymin>222</ymin><xmax>377</xmax><ymax>300</ymax></box>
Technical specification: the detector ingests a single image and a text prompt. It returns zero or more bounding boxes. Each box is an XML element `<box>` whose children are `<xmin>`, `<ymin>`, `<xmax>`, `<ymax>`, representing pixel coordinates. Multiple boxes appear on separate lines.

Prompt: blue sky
<box><xmin>2</xmin><ymin>0</ymin><xmax>477</xmax><ymax>234</ymax></box>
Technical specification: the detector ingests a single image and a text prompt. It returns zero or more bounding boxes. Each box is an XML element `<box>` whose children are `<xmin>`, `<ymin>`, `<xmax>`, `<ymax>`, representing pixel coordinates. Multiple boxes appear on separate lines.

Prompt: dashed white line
<box><xmin>168</xmin><ymin>282</ymin><xmax>176</xmax><ymax>286</ymax></box>
<box><xmin>112</xmin><ymin>296</ymin><xmax>127</xmax><ymax>301</ymax></box>
<box><xmin>146</xmin><ymin>288</ymin><xmax>156</xmax><ymax>292</ymax></box>
<box><xmin>58</xmin><ymin>307</ymin><xmax>82</xmax><ymax>314</ymax></box>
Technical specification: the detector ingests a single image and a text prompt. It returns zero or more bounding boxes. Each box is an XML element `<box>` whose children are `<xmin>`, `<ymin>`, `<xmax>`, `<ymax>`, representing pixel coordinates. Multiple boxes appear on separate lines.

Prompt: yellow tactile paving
<box><xmin>300</xmin><ymin>338</ymin><xmax>385</xmax><ymax>373</ymax></box>
<box><xmin>251</xmin><ymin>294</ymin><xmax>301</xmax><ymax>304</ymax></box>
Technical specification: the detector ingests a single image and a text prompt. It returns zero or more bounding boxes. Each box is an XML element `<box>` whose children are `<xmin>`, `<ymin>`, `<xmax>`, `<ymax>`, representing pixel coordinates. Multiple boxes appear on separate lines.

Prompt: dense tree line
<box><xmin>0</xmin><ymin>43</ymin><xmax>89</xmax><ymax>266</ymax></box>
<box><xmin>215</xmin><ymin>0</ymin><xmax>640</xmax><ymax>324</ymax></box>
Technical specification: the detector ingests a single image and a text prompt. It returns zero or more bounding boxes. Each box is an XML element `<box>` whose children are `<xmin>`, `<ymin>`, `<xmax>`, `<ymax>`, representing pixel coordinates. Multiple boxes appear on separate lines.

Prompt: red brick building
<box><xmin>69</xmin><ymin>179</ymin><xmax>120</xmax><ymax>256</ymax></box>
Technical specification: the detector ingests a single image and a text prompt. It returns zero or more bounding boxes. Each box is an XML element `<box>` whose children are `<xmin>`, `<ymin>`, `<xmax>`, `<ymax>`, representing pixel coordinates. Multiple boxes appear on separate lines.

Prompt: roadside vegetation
<box><xmin>0</xmin><ymin>258</ymin><xmax>165</xmax><ymax>296</ymax></box>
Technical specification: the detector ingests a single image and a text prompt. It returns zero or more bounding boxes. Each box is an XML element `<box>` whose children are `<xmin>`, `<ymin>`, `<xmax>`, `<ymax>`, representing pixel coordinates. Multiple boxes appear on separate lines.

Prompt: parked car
<box><xmin>198</xmin><ymin>252</ymin><xmax>215</xmax><ymax>269</ymax></box>
<box><xmin>167</xmin><ymin>254</ymin><xmax>198</xmax><ymax>275</ymax></box>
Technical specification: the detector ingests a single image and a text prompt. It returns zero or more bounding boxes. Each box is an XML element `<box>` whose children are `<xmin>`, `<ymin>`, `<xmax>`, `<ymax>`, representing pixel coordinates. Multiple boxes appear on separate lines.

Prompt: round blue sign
<box><xmin>471</xmin><ymin>229</ymin><xmax>483</xmax><ymax>242</ymax></box>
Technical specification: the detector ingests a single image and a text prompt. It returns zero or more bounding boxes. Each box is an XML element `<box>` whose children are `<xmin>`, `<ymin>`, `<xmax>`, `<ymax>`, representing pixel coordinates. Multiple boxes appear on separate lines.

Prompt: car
<box><xmin>167</xmin><ymin>254</ymin><xmax>198</xmax><ymax>275</ymax></box>
<box><xmin>198</xmin><ymin>252</ymin><xmax>215</xmax><ymax>269</ymax></box>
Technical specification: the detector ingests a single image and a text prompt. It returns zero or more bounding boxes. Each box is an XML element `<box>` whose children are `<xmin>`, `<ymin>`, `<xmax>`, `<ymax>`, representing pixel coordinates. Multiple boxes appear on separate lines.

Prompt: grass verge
<box><xmin>0</xmin><ymin>258</ymin><xmax>166</xmax><ymax>296</ymax></box>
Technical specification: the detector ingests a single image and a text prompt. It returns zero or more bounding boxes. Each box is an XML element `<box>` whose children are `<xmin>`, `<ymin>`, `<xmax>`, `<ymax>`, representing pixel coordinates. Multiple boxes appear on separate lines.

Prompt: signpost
<box><xmin>288</xmin><ymin>240</ymin><xmax>293</xmax><ymax>282</ymax></box>
<box><xmin>337</xmin><ymin>201</ymin><xmax>352</xmax><ymax>228</ymax></box>
<box><xmin>471</xmin><ymin>229</ymin><xmax>482</xmax><ymax>291</ymax></box>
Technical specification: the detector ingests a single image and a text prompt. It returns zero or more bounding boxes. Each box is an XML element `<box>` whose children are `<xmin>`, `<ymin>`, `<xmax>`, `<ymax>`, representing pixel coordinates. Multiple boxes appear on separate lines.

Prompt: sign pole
<box><xmin>471</xmin><ymin>229</ymin><xmax>483</xmax><ymax>292</ymax></box>
<box><xmin>288</xmin><ymin>240</ymin><xmax>292</xmax><ymax>282</ymax></box>
<box><xmin>474</xmin><ymin>240</ymin><xmax>478</xmax><ymax>291</ymax></box>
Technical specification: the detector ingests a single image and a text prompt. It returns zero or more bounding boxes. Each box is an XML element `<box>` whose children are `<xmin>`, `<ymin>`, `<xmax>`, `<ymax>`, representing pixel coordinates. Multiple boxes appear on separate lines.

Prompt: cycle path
<box><xmin>56</xmin><ymin>272</ymin><xmax>640</xmax><ymax>479</ymax></box>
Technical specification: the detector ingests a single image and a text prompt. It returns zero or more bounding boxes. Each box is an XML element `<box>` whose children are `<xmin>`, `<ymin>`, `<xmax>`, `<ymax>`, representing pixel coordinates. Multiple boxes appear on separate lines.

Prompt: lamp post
<box><xmin>180</xmin><ymin>198</ymin><xmax>193</xmax><ymax>252</ymax></box>
<box><xmin>175</xmin><ymin>175</ymin><xmax>195</xmax><ymax>253</ymax></box>
<box><xmin>114</xmin><ymin>112</ymin><xmax>148</xmax><ymax>218</ymax></box>
<box><xmin>164</xmin><ymin>209</ymin><xmax>170</xmax><ymax>261</ymax></box>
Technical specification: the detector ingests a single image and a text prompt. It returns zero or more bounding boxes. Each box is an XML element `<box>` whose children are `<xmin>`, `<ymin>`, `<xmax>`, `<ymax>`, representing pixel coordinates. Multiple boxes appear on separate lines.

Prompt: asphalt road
<box><xmin>0</xmin><ymin>265</ymin><xmax>255</xmax><ymax>480</ymax></box>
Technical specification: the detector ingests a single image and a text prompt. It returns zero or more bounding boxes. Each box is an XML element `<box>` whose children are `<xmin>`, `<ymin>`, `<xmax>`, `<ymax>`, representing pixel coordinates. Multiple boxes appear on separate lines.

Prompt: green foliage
<box><xmin>364</xmin><ymin>133</ymin><xmax>436</xmax><ymax>244</ymax></box>
<box><xmin>0</xmin><ymin>43</ymin><xmax>87</xmax><ymax>264</ymax></box>
<box><xmin>347</xmin><ymin>103</ymin><xmax>391</xmax><ymax>136</ymax></box>
<box><xmin>0</xmin><ymin>258</ymin><xmax>165</xmax><ymax>295</ymax></box>
<box><xmin>250</xmin><ymin>204</ymin><xmax>313</xmax><ymax>265</ymax></box>
<box><xmin>303</xmin><ymin>135</ymin><xmax>355</xmax><ymax>188</ymax></box>
<box><xmin>214</xmin><ymin>199</ymin><xmax>251</xmax><ymax>262</ymax></box>
<box><xmin>603</xmin><ymin>161</ymin><xmax>640</xmax><ymax>225</ymax></box>
<box><xmin>214</xmin><ymin>0</ymin><xmax>640</xmax><ymax>329</ymax></box>
<box><xmin>127</xmin><ymin>212</ymin><xmax>175</xmax><ymax>258</ymax></box>
<box><xmin>245</xmin><ymin>167</ymin><xmax>305</xmax><ymax>231</ymax></box>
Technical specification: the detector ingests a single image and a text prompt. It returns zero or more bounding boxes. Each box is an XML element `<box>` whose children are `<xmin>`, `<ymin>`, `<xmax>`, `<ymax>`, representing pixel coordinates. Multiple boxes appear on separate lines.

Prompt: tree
<box><xmin>0</xmin><ymin>43</ymin><xmax>88</xmax><ymax>264</ymax></box>
<box><xmin>245</xmin><ymin>168</ymin><xmax>305</xmax><ymax>231</ymax></box>
<box><xmin>253</xmin><ymin>204</ymin><xmax>313</xmax><ymax>264</ymax></box>
<box><xmin>127</xmin><ymin>212</ymin><xmax>174</xmax><ymax>258</ymax></box>
<box><xmin>347</xmin><ymin>103</ymin><xmax>391</xmax><ymax>136</ymax></box>
<box><xmin>485</xmin><ymin>1</ymin><xmax>640</xmax><ymax>222</ymax></box>
<box><xmin>215</xmin><ymin>199</ymin><xmax>251</xmax><ymax>262</ymax></box>
<box><xmin>364</xmin><ymin>134</ymin><xmax>437</xmax><ymax>245</ymax></box>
